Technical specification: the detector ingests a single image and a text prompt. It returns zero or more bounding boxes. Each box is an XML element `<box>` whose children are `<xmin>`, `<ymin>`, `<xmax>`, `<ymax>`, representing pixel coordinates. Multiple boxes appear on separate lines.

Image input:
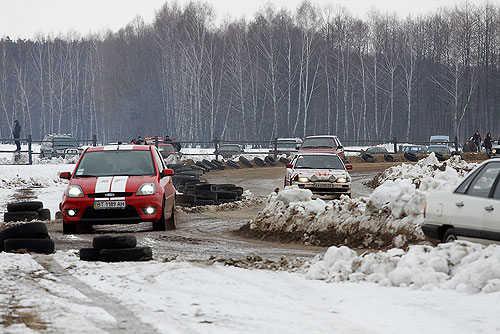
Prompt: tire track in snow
<box><xmin>33</xmin><ymin>255</ymin><xmax>160</xmax><ymax>334</ymax></box>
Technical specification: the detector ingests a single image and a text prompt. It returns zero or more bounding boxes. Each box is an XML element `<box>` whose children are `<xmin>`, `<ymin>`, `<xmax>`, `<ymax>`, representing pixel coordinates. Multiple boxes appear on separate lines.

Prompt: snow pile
<box><xmin>369</xmin><ymin>153</ymin><xmax>476</xmax><ymax>188</ymax></box>
<box><xmin>179</xmin><ymin>191</ymin><xmax>265</xmax><ymax>213</ymax></box>
<box><xmin>35</xmin><ymin>155</ymin><xmax>79</xmax><ymax>165</ymax></box>
<box><xmin>245</xmin><ymin>155</ymin><xmax>474</xmax><ymax>249</ymax></box>
<box><xmin>306</xmin><ymin>242</ymin><xmax>500</xmax><ymax>293</ymax></box>
<box><xmin>0</xmin><ymin>164</ymin><xmax>72</xmax><ymax>189</ymax></box>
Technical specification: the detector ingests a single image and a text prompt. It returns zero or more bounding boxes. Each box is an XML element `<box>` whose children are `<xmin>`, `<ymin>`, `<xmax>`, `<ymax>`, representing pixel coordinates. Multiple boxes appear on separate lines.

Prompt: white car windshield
<box><xmin>301</xmin><ymin>138</ymin><xmax>336</xmax><ymax>149</ymax></box>
<box><xmin>294</xmin><ymin>155</ymin><xmax>343</xmax><ymax>169</ymax></box>
<box><xmin>74</xmin><ymin>150</ymin><xmax>156</xmax><ymax>177</ymax></box>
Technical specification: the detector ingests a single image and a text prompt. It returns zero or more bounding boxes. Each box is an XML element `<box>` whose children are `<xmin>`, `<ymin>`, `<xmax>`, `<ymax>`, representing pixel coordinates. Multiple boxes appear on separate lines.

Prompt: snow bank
<box><xmin>0</xmin><ymin>164</ymin><xmax>72</xmax><ymax>189</ymax></box>
<box><xmin>306</xmin><ymin>241</ymin><xmax>500</xmax><ymax>294</ymax></box>
<box><xmin>245</xmin><ymin>155</ymin><xmax>473</xmax><ymax>249</ymax></box>
<box><xmin>179</xmin><ymin>191</ymin><xmax>265</xmax><ymax>213</ymax></box>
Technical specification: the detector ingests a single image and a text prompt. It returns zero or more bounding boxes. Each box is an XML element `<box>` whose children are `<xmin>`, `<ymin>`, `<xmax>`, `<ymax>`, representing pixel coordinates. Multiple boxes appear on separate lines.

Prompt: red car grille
<box><xmin>81</xmin><ymin>206</ymin><xmax>141</xmax><ymax>219</ymax></box>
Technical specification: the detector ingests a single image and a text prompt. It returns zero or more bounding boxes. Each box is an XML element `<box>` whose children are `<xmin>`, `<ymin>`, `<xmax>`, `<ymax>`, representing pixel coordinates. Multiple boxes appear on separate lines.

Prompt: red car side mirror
<box><xmin>345</xmin><ymin>164</ymin><xmax>353</xmax><ymax>170</ymax></box>
<box><xmin>60</xmin><ymin>172</ymin><xmax>71</xmax><ymax>179</ymax></box>
<box><xmin>285</xmin><ymin>164</ymin><xmax>293</xmax><ymax>168</ymax></box>
<box><xmin>162</xmin><ymin>169</ymin><xmax>175</xmax><ymax>177</ymax></box>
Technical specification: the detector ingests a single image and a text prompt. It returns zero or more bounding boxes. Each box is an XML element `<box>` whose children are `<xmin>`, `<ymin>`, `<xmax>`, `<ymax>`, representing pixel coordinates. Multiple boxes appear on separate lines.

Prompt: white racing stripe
<box><xmin>95</xmin><ymin>177</ymin><xmax>113</xmax><ymax>193</ymax></box>
<box><xmin>118</xmin><ymin>145</ymin><xmax>134</xmax><ymax>150</ymax></box>
<box><xmin>103</xmin><ymin>145</ymin><xmax>118</xmax><ymax>151</ymax></box>
<box><xmin>111</xmin><ymin>176</ymin><xmax>128</xmax><ymax>192</ymax></box>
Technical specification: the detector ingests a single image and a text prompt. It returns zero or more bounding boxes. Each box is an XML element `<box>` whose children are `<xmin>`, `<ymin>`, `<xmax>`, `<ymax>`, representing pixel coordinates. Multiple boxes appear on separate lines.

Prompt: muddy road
<box><xmin>43</xmin><ymin>166</ymin><xmax>378</xmax><ymax>261</ymax></box>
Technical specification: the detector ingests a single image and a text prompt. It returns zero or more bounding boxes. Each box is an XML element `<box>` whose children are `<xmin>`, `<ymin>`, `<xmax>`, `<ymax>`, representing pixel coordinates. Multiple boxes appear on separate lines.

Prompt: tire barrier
<box><xmin>0</xmin><ymin>222</ymin><xmax>53</xmax><ymax>254</ymax></box>
<box><xmin>239</xmin><ymin>156</ymin><xmax>253</xmax><ymax>168</ymax></box>
<box><xmin>253</xmin><ymin>157</ymin><xmax>266</xmax><ymax>167</ymax></box>
<box><xmin>4</xmin><ymin>201</ymin><xmax>51</xmax><ymax>223</ymax></box>
<box><xmin>264</xmin><ymin>156</ymin><xmax>277</xmax><ymax>166</ymax></box>
<box><xmin>80</xmin><ymin>235</ymin><xmax>152</xmax><ymax>262</ymax></box>
<box><xmin>361</xmin><ymin>153</ymin><xmax>376</xmax><ymax>163</ymax></box>
<box><xmin>404</xmin><ymin>151</ymin><xmax>419</xmax><ymax>162</ymax></box>
<box><xmin>383</xmin><ymin>154</ymin><xmax>396</xmax><ymax>162</ymax></box>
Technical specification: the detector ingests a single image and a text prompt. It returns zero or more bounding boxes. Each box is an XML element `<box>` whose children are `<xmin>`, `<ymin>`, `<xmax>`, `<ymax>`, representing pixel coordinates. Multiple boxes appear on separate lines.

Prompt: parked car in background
<box><xmin>270</xmin><ymin>137</ymin><xmax>303</xmax><ymax>154</ymax></box>
<box><xmin>428</xmin><ymin>135</ymin><xmax>452</xmax><ymax>154</ymax></box>
<box><xmin>40</xmin><ymin>134</ymin><xmax>83</xmax><ymax>159</ymax></box>
<box><xmin>285</xmin><ymin>152</ymin><xmax>352</xmax><ymax>198</ymax></box>
<box><xmin>400</xmin><ymin>145</ymin><xmax>428</xmax><ymax>154</ymax></box>
<box><xmin>427</xmin><ymin>145</ymin><xmax>451</xmax><ymax>154</ymax></box>
<box><xmin>362</xmin><ymin>146</ymin><xmax>389</xmax><ymax>155</ymax></box>
<box><xmin>429</xmin><ymin>135</ymin><xmax>450</xmax><ymax>145</ymax></box>
<box><xmin>157</xmin><ymin>143</ymin><xmax>178</xmax><ymax>158</ymax></box>
<box><xmin>299</xmin><ymin>135</ymin><xmax>346</xmax><ymax>161</ymax></box>
<box><xmin>59</xmin><ymin>144</ymin><xmax>176</xmax><ymax>234</ymax></box>
<box><xmin>215</xmin><ymin>144</ymin><xmax>244</xmax><ymax>158</ymax></box>
<box><xmin>422</xmin><ymin>159</ymin><xmax>500</xmax><ymax>244</ymax></box>
<box><xmin>490</xmin><ymin>141</ymin><xmax>500</xmax><ymax>158</ymax></box>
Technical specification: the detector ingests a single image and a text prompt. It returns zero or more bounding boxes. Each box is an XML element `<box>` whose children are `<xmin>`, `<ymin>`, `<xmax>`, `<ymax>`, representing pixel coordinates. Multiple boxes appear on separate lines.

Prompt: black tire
<box><xmin>189</xmin><ymin>164</ymin><xmax>206</xmax><ymax>172</ymax></box>
<box><xmin>443</xmin><ymin>228</ymin><xmax>457</xmax><ymax>243</ymax></box>
<box><xmin>4</xmin><ymin>238</ymin><xmax>55</xmax><ymax>254</ymax></box>
<box><xmin>165</xmin><ymin>201</ymin><xmax>176</xmax><ymax>230</ymax></box>
<box><xmin>194</xmin><ymin>199</ymin><xmax>216</xmax><ymax>206</ymax></box>
<box><xmin>264</xmin><ymin>156</ymin><xmax>277</xmax><ymax>166</ymax></box>
<box><xmin>194</xmin><ymin>161</ymin><xmax>210</xmax><ymax>172</ymax></box>
<box><xmin>451</xmin><ymin>151</ymin><xmax>463</xmax><ymax>158</ymax></box>
<box><xmin>434</xmin><ymin>152</ymin><xmax>446</xmax><ymax>161</ymax></box>
<box><xmin>176</xmin><ymin>194</ymin><xmax>196</xmax><ymax>204</ymax></box>
<box><xmin>226</xmin><ymin>160</ymin><xmax>241</xmax><ymax>169</ymax></box>
<box><xmin>213</xmin><ymin>184</ymin><xmax>235</xmax><ymax>191</ymax></box>
<box><xmin>7</xmin><ymin>201</ymin><xmax>43</xmax><ymax>212</ymax></box>
<box><xmin>279</xmin><ymin>157</ymin><xmax>290</xmax><ymax>164</ymax></box>
<box><xmin>253</xmin><ymin>157</ymin><xmax>266</xmax><ymax>167</ymax></box>
<box><xmin>79</xmin><ymin>248</ymin><xmax>101</xmax><ymax>261</ymax></box>
<box><xmin>216</xmin><ymin>191</ymin><xmax>238</xmax><ymax>200</ymax></box>
<box><xmin>239</xmin><ymin>156</ymin><xmax>253</xmax><ymax>168</ymax></box>
<box><xmin>194</xmin><ymin>183</ymin><xmax>215</xmax><ymax>191</ymax></box>
<box><xmin>193</xmin><ymin>190</ymin><xmax>217</xmax><ymax>200</ymax></box>
<box><xmin>211</xmin><ymin>160</ymin><xmax>226</xmax><ymax>170</ymax></box>
<box><xmin>202</xmin><ymin>159</ymin><xmax>218</xmax><ymax>170</ymax></box>
<box><xmin>63</xmin><ymin>221</ymin><xmax>77</xmax><ymax>234</ymax></box>
<box><xmin>4</xmin><ymin>211</ymin><xmax>39</xmax><ymax>223</ymax></box>
<box><xmin>93</xmin><ymin>235</ymin><xmax>137</xmax><ymax>250</ymax></box>
<box><xmin>404</xmin><ymin>151</ymin><xmax>418</xmax><ymax>162</ymax></box>
<box><xmin>100</xmin><ymin>247</ymin><xmax>153</xmax><ymax>262</ymax></box>
<box><xmin>55</xmin><ymin>211</ymin><xmax>63</xmax><ymax>220</ymax></box>
<box><xmin>362</xmin><ymin>153</ymin><xmax>376</xmax><ymax>163</ymax></box>
<box><xmin>383</xmin><ymin>154</ymin><xmax>396</xmax><ymax>162</ymax></box>
<box><xmin>38</xmin><ymin>208</ymin><xmax>51</xmax><ymax>221</ymax></box>
<box><xmin>0</xmin><ymin>222</ymin><xmax>49</xmax><ymax>251</ymax></box>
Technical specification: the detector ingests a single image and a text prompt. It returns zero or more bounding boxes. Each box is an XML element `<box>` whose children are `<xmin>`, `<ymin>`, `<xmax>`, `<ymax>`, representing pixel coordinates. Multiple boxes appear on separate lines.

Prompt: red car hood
<box><xmin>71</xmin><ymin>175</ymin><xmax>158</xmax><ymax>194</ymax></box>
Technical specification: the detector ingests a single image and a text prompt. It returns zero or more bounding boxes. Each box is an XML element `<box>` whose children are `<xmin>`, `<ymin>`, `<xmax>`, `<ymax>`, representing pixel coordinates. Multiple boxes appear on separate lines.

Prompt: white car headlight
<box><xmin>136</xmin><ymin>183</ymin><xmax>156</xmax><ymax>196</ymax></box>
<box><xmin>67</xmin><ymin>185</ymin><xmax>84</xmax><ymax>198</ymax></box>
<box><xmin>492</xmin><ymin>149</ymin><xmax>497</xmax><ymax>154</ymax></box>
<box><xmin>298</xmin><ymin>177</ymin><xmax>309</xmax><ymax>183</ymax></box>
<box><xmin>336</xmin><ymin>177</ymin><xmax>348</xmax><ymax>183</ymax></box>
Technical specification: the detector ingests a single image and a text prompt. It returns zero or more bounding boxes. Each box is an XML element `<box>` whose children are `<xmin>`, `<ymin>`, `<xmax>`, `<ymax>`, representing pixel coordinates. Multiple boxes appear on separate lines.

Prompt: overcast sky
<box><xmin>0</xmin><ymin>0</ymin><xmax>485</xmax><ymax>39</ymax></box>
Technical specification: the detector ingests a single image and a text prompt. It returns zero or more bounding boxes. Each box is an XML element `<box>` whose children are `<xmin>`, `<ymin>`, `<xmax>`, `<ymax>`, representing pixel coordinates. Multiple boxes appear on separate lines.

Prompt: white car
<box><xmin>423</xmin><ymin>159</ymin><xmax>500</xmax><ymax>244</ymax></box>
<box><xmin>284</xmin><ymin>153</ymin><xmax>352</xmax><ymax>198</ymax></box>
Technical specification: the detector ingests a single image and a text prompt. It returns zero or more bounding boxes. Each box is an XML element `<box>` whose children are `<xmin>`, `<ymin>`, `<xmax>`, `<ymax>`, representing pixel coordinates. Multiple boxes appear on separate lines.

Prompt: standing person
<box><xmin>164</xmin><ymin>135</ymin><xmax>172</xmax><ymax>142</ymax></box>
<box><xmin>462</xmin><ymin>140</ymin><xmax>470</xmax><ymax>152</ymax></box>
<box><xmin>472</xmin><ymin>130</ymin><xmax>482</xmax><ymax>152</ymax></box>
<box><xmin>136</xmin><ymin>136</ymin><xmax>145</xmax><ymax>145</ymax></box>
<box><xmin>12</xmin><ymin>120</ymin><xmax>21</xmax><ymax>152</ymax></box>
<box><xmin>130</xmin><ymin>138</ymin><xmax>136</xmax><ymax>144</ymax></box>
<box><xmin>484</xmin><ymin>132</ymin><xmax>493</xmax><ymax>152</ymax></box>
<box><xmin>172</xmin><ymin>138</ymin><xmax>181</xmax><ymax>152</ymax></box>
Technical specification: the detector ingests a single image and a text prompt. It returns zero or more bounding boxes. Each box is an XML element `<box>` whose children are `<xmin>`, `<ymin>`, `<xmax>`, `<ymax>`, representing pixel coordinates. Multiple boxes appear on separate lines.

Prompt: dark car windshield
<box><xmin>366</xmin><ymin>147</ymin><xmax>388</xmax><ymax>154</ymax></box>
<box><xmin>428</xmin><ymin>146</ymin><xmax>450</xmax><ymax>153</ymax></box>
<box><xmin>53</xmin><ymin>137</ymin><xmax>79</xmax><ymax>147</ymax></box>
<box><xmin>301</xmin><ymin>138</ymin><xmax>336</xmax><ymax>149</ymax></box>
<box><xmin>219</xmin><ymin>145</ymin><xmax>241</xmax><ymax>151</ymax></box>
<box><xmin>294</xmin><ymin>155</ymin><xmax>344</xmax><ymax>169</ymax></box>
<box><xmin>277</xmin><ymin>142</ymin><xmax>299</xmax><ymax>149</ymax></box>
<box><xmin>74</xmin><ymin>150</ymin><xmax>156</xmax><ymax>177</ymax></box>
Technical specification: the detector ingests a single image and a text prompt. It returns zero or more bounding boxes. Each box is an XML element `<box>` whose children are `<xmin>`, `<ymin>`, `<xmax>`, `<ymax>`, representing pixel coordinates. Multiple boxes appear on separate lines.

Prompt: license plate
<box><xmin>314</xmin><ymin>183</ymin><xmax>335</xmax><ymax>188</ymax></box>
<box><xmin>94</xmin><ymin>201</ymin><xmax>126</xmax><ymax>210</ymax></box>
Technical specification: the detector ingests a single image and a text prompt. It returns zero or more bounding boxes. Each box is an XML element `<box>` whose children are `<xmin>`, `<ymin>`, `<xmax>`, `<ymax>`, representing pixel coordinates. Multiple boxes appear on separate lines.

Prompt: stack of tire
<box><xmin>179</xmin><ymin>183</ymin><xmax>244</xmax><ymax>207</ymax></box>
<box><xmin>0</xmin><ymin>222</ymin><xmax>54</xmax><ymax>254</ymax></box>
<box><xmin>79</xmin><ymin>235</ymin><xmax>152</xmax><ymax>262</ymax></box>
<box><xmin>4</xmin><ymin>201</ymin><xmax>51</xmax><ymax>223</ymax></box>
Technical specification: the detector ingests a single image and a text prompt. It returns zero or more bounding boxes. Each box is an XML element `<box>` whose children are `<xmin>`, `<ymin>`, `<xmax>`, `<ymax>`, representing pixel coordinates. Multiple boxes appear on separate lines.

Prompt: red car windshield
<box><xmin>74</xmin><ymin>150</ymin><xmax>156</xmax><ymax>177</ymax></box>
<box><xmin>301</xmin><ymin>138</ymin><xmax>337</xmax><ymax>149</ymax></box>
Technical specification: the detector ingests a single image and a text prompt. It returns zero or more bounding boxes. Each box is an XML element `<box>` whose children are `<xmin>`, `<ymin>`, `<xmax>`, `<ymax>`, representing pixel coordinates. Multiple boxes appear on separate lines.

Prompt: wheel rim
<box><xmin>445</xmin><ymin>234</ymin><xmax>457</xmax><ymax>242</ymax></box>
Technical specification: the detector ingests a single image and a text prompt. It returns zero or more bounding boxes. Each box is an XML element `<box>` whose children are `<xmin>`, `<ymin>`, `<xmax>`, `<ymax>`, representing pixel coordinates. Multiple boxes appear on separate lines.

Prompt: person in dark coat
<box><xmin>472</xmin><ymin>130</ymin><xmax>482</xmax><ymax>152</ymax></box>
<box><xmin>172</xmin><ymin>138</ymin><xmax>181</xmax><ymax>152</ymax></box>
<box><xmin>484</xmin><ymin>133</ymin><xmax>493</xmax><ymax>152</ymax></box>
<box><xmin>12</xmin><ymin>120</ymin><xmax>21</xmax><ymax>151</ymax></box>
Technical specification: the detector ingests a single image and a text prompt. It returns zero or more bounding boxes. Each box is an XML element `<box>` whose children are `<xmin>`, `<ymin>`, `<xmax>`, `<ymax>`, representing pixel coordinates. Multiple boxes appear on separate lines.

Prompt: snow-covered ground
<box><xmin>247</xmin><ymin>154</ymin><xmax>478</xmax><ymax>249</ymax></box>
<box><xmin>1</xmin><ymin>250</ymin><xmax>499</xmax><ymax>334</ymax></box>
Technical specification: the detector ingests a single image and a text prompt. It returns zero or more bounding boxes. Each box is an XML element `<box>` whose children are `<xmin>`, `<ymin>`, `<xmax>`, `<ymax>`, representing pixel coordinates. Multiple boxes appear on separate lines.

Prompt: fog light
<box><xmin>66</xmin><ymin>209</ymin><xmax>79</xmax><ymax>217</ymax></box>
<box><xmin>298</xmin><ymin>177</ymin><xmax>309</xmax><ymax>183</ymax></box>
<box><xmin>142</xmin><ymin>207</ymin><xmax>156</xmax><ymax>215</ymax></box>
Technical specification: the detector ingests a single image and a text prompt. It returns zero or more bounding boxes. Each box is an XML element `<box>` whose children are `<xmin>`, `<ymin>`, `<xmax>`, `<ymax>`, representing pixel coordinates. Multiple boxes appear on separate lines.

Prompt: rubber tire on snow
<box><xmin>4</xmin><ymin>238</ymin><xmax>55</xmax><ymax>254</ymax></box>
<box><xmin>194</xmin><ymin>183</ymin><xmax>215</xmax><ymax>191</ymax></box>
<box><xmin>176</xmin><ymin>194</ymin><xmax>196</xmax><ymax>205</ymax></box>
<box><xmin>0</xmin><ymin>222</ymin><xmax>49</xmax><ymax>251</ymax></box>
<box><xmin>211</xmin><ymin>160</ymin><xmax>225</xmax><ymax>170</ymax></box>
<box><xmin>216</xmin><ymin>191</ymin><xmax>238</xmax><ymax>200</ymax></box>
<box><xmin>253</xmin><ymin>157</ymin><xmax>266</xmax><ymax>167</ymax></box>
<box><xmin>361</xmin><ymin>153</ymin><xmax>376</xmax><ymax>163</ymax></box>
<box><xmin>7</xmin><ymin>201</ymin><xmax>43</xmax><ymax>213</ymax></box>
<box><xmin>4</xmin><ymin>211</ymin><xmax>39</xmax><ymax>223</ymax></box>
<box><xmin>443</xmin><ymin>228</ymin><xmax>457</xmax><ymax>243</ymax></box>
<box><xmin>79</xmin><ymin>248</ymin><xmax>101</xmax><ymax>261</ymax></box>
<box><xmin>434</xmin><ymin>152</ymin><xmax>446</xmax><ymax>161</ymax></box>
<box><xmin>202</xmin><ymin>159</ymin><xmax>217</xmax><ymax>170</ymax></box>
<box><xmin>193</xmin><ymin>190</ymin><xmax>217</xmax><ymax>200</ymax></box>
<box><xmin>264</xmin><ymin>156</ymin><xmax>277</xmax><ymax>166</ymax></box>
<box><xmin>404</xmin><ymin>151</ymin><xmax>419</xmax><ymax>162</ymax></box>
<box><xmin>383</xmin><ymin>154</ymin><xmax>396</xmax><ymax>162</ymax></box>
<box><xmin>38</xmin><ymin>208</ymin><xmax>51</xmax><ymax>221</ymax></box>
<box><xmin>92</xmin><ymin>235</ymin><xmax>137</xmax><ymax>250</ymax></box>
<box><xmin>226</xmin><ymin>160</ymin><xmax>241</xmax><ymax>169</ymax></box>
<box><xmin>100</xmin><ymin>247</ymin><xmax>153</xmax><ymax>262</ymax></box>
<box><xmin>239</xmin><ymin>156</ymin><xmax>253</xmax><ymax>168</ymax></box>
<box><xmin>279</xmin><ymin>157</ymin><xmax>290</xmax><ymax>164</ymax></box>
<box><xmin>55</xmin><ymin>211</ymin><xmax>63</xmax><ymax>220</ymax></box>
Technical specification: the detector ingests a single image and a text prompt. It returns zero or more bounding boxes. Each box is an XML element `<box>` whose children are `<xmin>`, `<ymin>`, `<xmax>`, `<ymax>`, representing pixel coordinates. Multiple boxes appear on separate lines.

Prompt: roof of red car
<box><xmin>85</xmin><ymin>145</ymin><xmax>152</xmax><ymax>152</ymax></box>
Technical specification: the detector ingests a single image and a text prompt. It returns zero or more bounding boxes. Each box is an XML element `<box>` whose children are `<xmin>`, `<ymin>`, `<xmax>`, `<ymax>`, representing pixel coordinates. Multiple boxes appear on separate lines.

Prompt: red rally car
<box><xmin>59</xmin><ymin>144</ymin><xmax>176</xmax><ymax>234</ymax></box>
